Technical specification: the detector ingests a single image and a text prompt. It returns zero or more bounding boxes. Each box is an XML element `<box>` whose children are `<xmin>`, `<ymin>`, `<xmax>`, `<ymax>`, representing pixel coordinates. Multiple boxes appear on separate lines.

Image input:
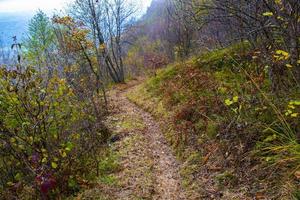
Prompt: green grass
<box><xmin>98</xmin><ymin>151</ymin><xmax>120</xmax><ymax>176</ymax></box>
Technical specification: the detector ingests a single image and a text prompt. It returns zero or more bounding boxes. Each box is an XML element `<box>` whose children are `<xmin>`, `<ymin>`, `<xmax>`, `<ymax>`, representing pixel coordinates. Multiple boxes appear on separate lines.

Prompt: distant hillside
<box><xmin>142</xmin><ymin>0</ymin><xmax>166</xmax><ymax>19</ymax></box>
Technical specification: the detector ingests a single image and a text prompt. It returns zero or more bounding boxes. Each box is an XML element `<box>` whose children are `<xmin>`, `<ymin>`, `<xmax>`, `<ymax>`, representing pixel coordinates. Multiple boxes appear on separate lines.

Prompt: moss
<box><xmin>186</xmin><ymin>151</ymin><xmax>203</xmax><ymax>164</ymax></box>
<box><xmin>99</xmin><ymin>175</ymin><xmax>118</xmax><ymax>186</ymax></box>
<box><xmin>195</xmin><ymin>42</ymin><xmax>251</xmax><ymax>70</ymax></box>
<box><xmin>206</xmin><ymin>121</ymin><xmax>219</xmax><ymax>139</ymax></box>
<box><xmin>214</xmin><ymin>70</ymin><xmax>246</xmax><ymax>94</ymax></box>
<box><xmin>180</xmin><ymin>152</ymin><xmax>203</xmax><ymax>191</ymax></box>
<box><xmin>114</xmin><ymin>114</ymin><xmax>145</xmax><ymax>131</ymax></box>
<box><xmin>121</xmin><ymin>117</ymin><xmax>145</xmax><ymax>130</ymax></box>
<box><xmin>215</xmin><ymin>170</ymin><xmax>238</xmax><ymax>187</ymax></box>
<box><xmin>195</xmin><ymin>120</ymin><xmax>206</xmax><ymax>133</ymax></box>
<box><xmin>98</xmin><ymin>151</ymin><xmax>120</xmax><ymax>175</ymax></box>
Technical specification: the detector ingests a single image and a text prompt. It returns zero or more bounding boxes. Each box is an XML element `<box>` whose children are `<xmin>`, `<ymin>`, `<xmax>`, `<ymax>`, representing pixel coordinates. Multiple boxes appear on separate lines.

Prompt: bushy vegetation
<box><xmin>0</xmin><ymin>3</ymin><xmax>121</xmax><ymax>198</ymax></box>
<box><xmin>0</xmin><ymin>66</ymin><xmax>111</xmax><ymax>198</ymax></box>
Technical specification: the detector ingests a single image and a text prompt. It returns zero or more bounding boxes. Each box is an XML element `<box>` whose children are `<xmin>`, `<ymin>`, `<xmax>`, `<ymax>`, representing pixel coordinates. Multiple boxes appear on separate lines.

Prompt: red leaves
<box><xmin>35</xmin><ymin>173</ymin><xmax>57</xmax><ymax>194</ymax></box>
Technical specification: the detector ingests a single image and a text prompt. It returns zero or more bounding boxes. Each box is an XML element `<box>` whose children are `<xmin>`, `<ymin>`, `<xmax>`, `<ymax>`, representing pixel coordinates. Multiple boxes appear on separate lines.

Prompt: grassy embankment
<box><xmin>127</xmin><ymin>43</ymin><xmax>300</xmax><ymax>199</ymax></box>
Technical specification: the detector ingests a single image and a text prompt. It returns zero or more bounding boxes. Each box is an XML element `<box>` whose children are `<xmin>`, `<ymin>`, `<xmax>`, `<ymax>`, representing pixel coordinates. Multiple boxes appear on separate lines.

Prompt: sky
<box><xmin>0</xmin><ymin>0</ymin><xmax>152</xmax><ymax>14</ymax></box>
<box><xmin>0</xmin><ymin>0</ymin><xmax>70</xmax><ymax>13</ymax></box>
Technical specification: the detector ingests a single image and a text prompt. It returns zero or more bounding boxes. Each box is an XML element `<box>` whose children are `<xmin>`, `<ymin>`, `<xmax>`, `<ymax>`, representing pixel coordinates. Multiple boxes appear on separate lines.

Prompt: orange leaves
<box><xmin>53</xmin><ymin>16</ymin><xmax>92</xmax><ymax>53</ymax></box>
<box><xmin>52</xmin><ymin>16</ymin><xmax>74</xmax><ymax>26</ymax></box>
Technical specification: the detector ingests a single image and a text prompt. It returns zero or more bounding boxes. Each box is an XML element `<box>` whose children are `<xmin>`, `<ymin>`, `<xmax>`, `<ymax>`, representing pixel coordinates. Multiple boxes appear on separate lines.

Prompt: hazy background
<box><xmin>0</xmin><ymin>0</ymin><xmax>152</xmax><ymax>46</ymax></box>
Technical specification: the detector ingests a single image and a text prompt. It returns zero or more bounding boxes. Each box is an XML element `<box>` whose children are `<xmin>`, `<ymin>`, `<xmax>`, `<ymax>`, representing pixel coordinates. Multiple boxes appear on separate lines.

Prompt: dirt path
<box><xmin>106</xmin><ymin>82</ymin><xmax>187</xmax><ymax>200</ymax></box>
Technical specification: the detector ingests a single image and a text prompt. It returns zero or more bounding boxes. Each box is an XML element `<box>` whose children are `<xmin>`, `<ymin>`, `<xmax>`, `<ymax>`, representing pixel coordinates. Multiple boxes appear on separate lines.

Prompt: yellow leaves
<box><xmin>53</xmin><ymin>15</ymin><xmax>92</xmax><ymax>52</ymax></box>
<box><xmin>273</xmin><ymin>50</ymin><xmax>290</xmax><ymax>61</ymax></box>
<box><xmin>224</xmin><ymin>96</ymin><xmax>239</xmax><ymax>106</ymax></box>
<box><xmin>6</xmin><ymin>182</ymin><xmax>14</xmax><ymax>186</ymax></box>
<box><xmin>53</xmin><ymin>133</ymin><xmax>58</xmax><ymax>140</ymax></box>
<box><xmin>59</xmin><ymin>149</ymin><xmax>68</xmax><ymax>158</ymax></box>
<box><xmin>225</xmin><ymin>95</ymin><xmax>241</xmax><ymax>114</ymax></box>
<box><xmin>275</xmin><ymin>50</ymin><xmax>289</xmax><ymax>58</ymax></box>
<box><xmin>42</xmin><ymin>157</ymin><xmax>47</xmax><ymax>163</ymax></box>
<box><xmin>285</xmin><ymin>100</ymin><xmax>300</xmax><ymax>118</ymax></box>
<box><xmin>297</xmin><ymin>60</ymin><xmax>300</xmax><ymax>64</ymax></box>
<box><xmin>99</xmin><ymin>44</ymin><xmax>106</xmax><ymax>50</ymax></box>
<box><xmin>233</xmin><ymin>96</ymin><xmax>239</xmax><ymax>103</ymax></box>
<box><xmin>62</xmin><ymin>151</ymin><xmax>67</xmax><ymax>158</ymax></box>
<box><xmin>285</xmin><ymin>64</ymin><xmax>293</xmax><ymax>68</ymax></box>
<box><xmin>73</xmin><ymin>133</ymin><xmax>81</xmax><ymax>140</ymax></box>
<box><xmin>10</xmin><ymin>137</ymin><xmax>16</xmax><ymax>144</ymax></box>
<box><xmin>263</xmin><ymin>12</ymin><xmax>273</xmax><ymax>17</ymax></box>
<box><xmin>276</xmin><ymin>16</ymin><xmax>284</xmax><ymax>21</ymax></box>
<box><xmin>288</xmin><ymin>105</ymin><xmax>296</xmax><ymax>109</ymax></box>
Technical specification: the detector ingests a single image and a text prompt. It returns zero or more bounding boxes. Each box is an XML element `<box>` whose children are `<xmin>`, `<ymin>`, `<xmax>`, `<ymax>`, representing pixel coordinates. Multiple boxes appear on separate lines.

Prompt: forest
<box><xmin>0</xmin><ymin>0</ymin><xmax>299</xmax><ymax>199</ymax></box>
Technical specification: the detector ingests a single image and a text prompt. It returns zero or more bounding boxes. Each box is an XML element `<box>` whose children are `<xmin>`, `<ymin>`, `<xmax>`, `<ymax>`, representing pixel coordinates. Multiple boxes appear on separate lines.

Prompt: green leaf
<box><xmin>285</xmin><ymin>110</ymin><xmax>293</xmax><ymax>116</ymax></box>
<box><xmin>290</xmin><ymin>101</ymin><xmax>300</xmax><ymax>106</ymax></box>
<box><xmin>225</xmin><ymin>99</ymin><xmax>233</xmax><ymax>106</ymax></box>
<box><xmin>264</xmin><ymin>134</ymin><xmax>277</xmax><ymax>142</ymax></box>
<box><xmin>14</xmin><ymin>173</ymin><xmax>22</xmax><ymax>181</ymax></box>
<box><xmin>65</xmin><ymin>142</ymin><xmax>74</xmax><ymax>152</ymax></box>
<box><xmin>51</xmin><ymin>162</ymin><xmax>58</xmax><ymax>169</ymax></box>
<box><xmin>68</xmin><ymin>178</ymin><xmax>77</xmax><ymax>188</ymax></box>
<box><xmin>265</xmin><ymin>157</ymin><xmax>273</xmax><ymax>162</ymax></box>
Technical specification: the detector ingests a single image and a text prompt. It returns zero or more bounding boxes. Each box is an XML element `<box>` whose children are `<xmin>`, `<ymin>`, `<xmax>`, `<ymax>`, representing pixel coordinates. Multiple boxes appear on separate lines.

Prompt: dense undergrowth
<box><xmin>127</xmin><ymin>43</ymin><xmax>300</xmax><ymax>199</ymax></box>
<box><xmin>0</xmin><ymin>67</ymin><xmax>115</xmax><ymax>199</ymax></box>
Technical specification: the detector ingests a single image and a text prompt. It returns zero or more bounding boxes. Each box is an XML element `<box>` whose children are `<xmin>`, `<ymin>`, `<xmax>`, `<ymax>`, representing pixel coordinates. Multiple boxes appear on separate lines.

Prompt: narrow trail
<box><xmin>106</xmin><ymin>82</ymin><xmax>187</xmax><ymax>200</ymax></box>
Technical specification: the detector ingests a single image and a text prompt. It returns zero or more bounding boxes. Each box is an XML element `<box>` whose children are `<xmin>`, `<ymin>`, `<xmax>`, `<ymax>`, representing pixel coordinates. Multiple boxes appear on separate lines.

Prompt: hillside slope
<box><xmin>127</xmin><ymin>44</ymin><xmax>300</xmax><ymax>199</ymax></box>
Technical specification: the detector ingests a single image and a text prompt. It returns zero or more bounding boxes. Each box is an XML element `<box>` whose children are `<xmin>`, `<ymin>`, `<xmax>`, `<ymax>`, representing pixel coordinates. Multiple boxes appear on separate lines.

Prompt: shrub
<box><xmin>0</xmin><ymin>67</ymin><xmax>109</xmax><ymax>198</ymax></box>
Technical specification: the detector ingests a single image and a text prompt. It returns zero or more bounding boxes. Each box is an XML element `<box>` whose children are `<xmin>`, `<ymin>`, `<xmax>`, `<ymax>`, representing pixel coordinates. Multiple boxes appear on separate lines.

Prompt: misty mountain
<box><xmin>0</xmin><ymin>13</ymin><xmax>32</xmax><ymax>47</ymax></box>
